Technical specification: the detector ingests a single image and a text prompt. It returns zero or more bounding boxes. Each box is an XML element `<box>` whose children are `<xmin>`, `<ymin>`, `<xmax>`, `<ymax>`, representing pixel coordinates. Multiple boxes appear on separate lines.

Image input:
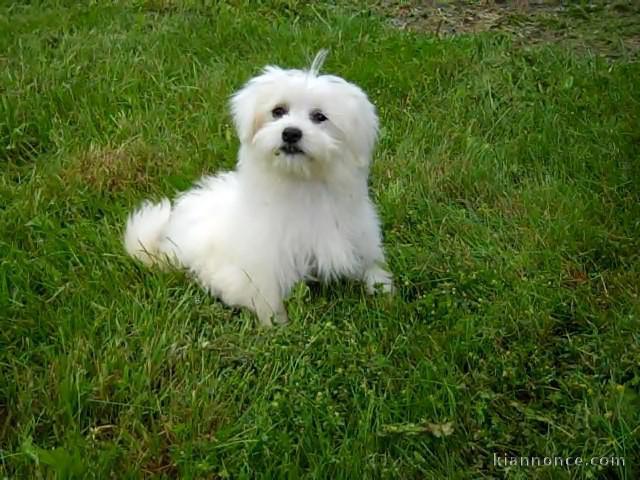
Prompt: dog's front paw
<box><xmin>256</xmin><ymin>301</ymin><xmax>289</xmax><ymax>327</ymax></box>
<box><xmin>272</xmin><ymin>309</ymin><xmax>289</xmax><ymax>325</ymax></box>
<box><xmin>364</xmin><ymin>265</ymin><xmax>395</xmax><ymax>295</ymax></box>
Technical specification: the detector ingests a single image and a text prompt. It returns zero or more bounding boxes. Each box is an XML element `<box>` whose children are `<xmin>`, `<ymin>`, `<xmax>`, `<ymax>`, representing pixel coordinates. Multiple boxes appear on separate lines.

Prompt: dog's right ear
<box><xmin>230</xmin><ymin>67</ymin><xmax>283</xmax><ymax>143</ymax></box>
<box><xmin>230</xmin><ymin>82</ymin><xmax>259</xmax><ymax>144</ymax></box>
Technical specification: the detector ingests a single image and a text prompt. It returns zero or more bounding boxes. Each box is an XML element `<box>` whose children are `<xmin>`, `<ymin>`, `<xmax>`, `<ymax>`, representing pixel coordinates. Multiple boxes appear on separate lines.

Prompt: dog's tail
<box><xmin>124</xmin><ymin>199</ymin><xmax>172</xmax><ymax>266</ymax></box>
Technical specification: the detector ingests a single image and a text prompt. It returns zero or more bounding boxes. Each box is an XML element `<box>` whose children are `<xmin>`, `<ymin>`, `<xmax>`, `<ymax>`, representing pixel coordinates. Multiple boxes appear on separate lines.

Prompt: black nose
<box><xmin>282</xmin><ymin>127</ymin><xmax>302</xmax><ymax>144</ymax></box>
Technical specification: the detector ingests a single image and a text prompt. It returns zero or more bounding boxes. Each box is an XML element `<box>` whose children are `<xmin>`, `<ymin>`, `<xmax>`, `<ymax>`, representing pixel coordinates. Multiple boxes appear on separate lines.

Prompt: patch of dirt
<box><xmin>377</xmin><ymin>1</ymin><xmax>640</xmax><ymax>60</ymax></box>
<box><xmin>60</xmin><ymin>141</ymin><xmax>161</xmax><ymax>193</ymax></box>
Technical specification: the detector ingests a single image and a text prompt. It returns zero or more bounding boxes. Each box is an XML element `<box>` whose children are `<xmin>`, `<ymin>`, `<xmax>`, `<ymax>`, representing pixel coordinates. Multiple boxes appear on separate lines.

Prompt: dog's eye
<box><xmin>310</xmin><ymin>110</ymin><xmax>328</xmax><ymax>123</ymax></box>
<box><xmin>272</xmin><ymin>106</ymin><xmax>288</xmax><ymax>118</ymax></box>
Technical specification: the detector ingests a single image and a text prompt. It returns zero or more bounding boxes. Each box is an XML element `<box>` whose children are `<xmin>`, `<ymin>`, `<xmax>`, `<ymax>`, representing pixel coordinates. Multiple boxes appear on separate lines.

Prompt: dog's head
<box><xmin>230</xmin><ymin>51</ymin><xmax>378</xmax><ymax>179</ymax></box>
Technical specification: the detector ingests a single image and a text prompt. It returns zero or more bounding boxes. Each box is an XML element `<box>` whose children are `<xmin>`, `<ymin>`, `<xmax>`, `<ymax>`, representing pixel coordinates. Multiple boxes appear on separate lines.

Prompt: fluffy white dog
<box><xmin>124</xmin><ymin>51</ymin><xmax>393</xmax><ymax>326</ymax></box>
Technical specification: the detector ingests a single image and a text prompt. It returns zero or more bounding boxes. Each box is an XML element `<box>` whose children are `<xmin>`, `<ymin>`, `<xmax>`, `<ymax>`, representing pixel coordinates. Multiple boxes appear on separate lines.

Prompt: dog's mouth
<box><xmin>278</xmin><ymin>144</ymin><xmax>304</xmax><ymax>155</ymax></box>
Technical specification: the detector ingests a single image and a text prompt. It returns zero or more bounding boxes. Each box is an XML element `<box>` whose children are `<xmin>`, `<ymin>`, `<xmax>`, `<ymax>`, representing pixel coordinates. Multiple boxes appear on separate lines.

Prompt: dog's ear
<box><xmin>354</xmin><ymin>98</ymin><xmax>379</xmax><ymax>168</ymax></box>
<box><xmin>230</xmin><ymin>82</ymin><xmax>259</xmax><ymax>143</ymax></box>
<box><xmin>230</xmin><ymin>67</ymin><xmax>283</xmax><ymax>143</ymax></box>
<box><xmin>322</xmin><ymin>75</ymin><xmax>378</xmax><ymax>168</ymax></box>
<box><xmin>342</xmin><ymin>86</ymin><xmax>379</xmax><ymax>168</ymax></box>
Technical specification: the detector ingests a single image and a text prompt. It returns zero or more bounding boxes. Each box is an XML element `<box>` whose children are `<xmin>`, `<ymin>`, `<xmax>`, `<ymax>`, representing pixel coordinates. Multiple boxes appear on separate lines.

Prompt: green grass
<box><xmin>1</xmin><ymin>1</ymin><xmax>639</xmax><ymax>478</ymax></box>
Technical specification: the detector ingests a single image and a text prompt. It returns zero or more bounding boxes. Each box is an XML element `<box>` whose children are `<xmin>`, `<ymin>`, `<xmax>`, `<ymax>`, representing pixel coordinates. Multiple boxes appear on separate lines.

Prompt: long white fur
<box><xmin>124</xmin><ymin>52</ymin><xmax>393</xmax><ymax>326</ymax></box>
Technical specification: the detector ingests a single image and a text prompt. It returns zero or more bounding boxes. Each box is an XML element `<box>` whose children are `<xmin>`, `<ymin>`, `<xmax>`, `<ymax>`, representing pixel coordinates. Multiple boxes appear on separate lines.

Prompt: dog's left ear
<box><xmin>347</xmin><ymin>88</ymin><xmax>379</xmax><ymax>168</ymax></box>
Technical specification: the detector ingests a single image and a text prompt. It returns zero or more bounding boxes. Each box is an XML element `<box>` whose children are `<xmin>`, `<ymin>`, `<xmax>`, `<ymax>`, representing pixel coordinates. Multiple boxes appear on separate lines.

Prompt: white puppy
<box><xmin>124</xmin><ymin>51</ymin><xmax>393</xmax><ymax>326</ymax></box>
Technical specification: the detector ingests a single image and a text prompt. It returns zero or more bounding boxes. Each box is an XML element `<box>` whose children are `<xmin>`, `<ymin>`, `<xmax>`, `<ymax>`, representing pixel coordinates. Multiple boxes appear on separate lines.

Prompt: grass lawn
<box><xmin>1</xmin><ymin>1</ymin><xmax>639</xmax><ymax>478</ymax></box>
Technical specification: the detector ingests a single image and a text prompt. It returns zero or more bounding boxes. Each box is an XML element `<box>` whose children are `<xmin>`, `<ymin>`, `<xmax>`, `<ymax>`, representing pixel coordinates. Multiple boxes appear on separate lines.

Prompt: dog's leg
<box><xmin>245</xmin><ymin>275</ymin><xmax>289</xmax><ymax>327</ymax></box>
<box><xmin>202</xmin><ymin>266</ymin><xmax>288</xmax><ymax>327</ymax></box>
<box><xmin>352</xmin><ymin>206</ymin><xmax>395</xmax><ymax>295</ymax></box>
